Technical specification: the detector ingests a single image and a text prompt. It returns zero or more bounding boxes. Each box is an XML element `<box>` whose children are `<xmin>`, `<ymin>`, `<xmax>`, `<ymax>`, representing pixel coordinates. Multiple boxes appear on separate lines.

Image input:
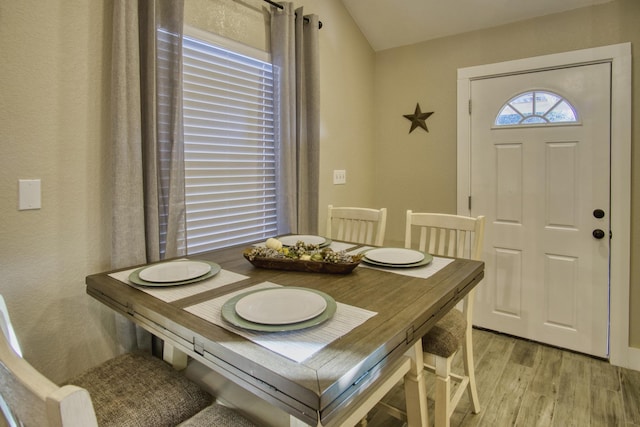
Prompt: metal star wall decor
<box><xmin>403</xmin><ymin>103</ymin><xmax>434</xmax><ymax>133</ymax></box>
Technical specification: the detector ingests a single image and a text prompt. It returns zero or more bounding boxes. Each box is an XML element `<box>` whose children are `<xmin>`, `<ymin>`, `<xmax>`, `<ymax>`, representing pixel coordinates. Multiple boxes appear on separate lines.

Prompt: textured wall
<box><xmin>185</xmin><ymin>0</ymin><xmax>270</xmax><ymax>51</ymax></box>
<box><xmin>373</xmin><ymin>0</ymin><xmax>640</xmax><ymax>347</ymax></box>
<box><xmin>0</xmin><ymin>0</ymin><xmax>375</xmax><ymax>382</ymax></box>
<box><xmin>2</xmin><ymin>0</ymin><xmax>635</xmax><ymax>386</ymax></box>
<box><xmin>0</xmin><ymin>0</ymin><xmax>116</xmax><ymax>382</ymax></box>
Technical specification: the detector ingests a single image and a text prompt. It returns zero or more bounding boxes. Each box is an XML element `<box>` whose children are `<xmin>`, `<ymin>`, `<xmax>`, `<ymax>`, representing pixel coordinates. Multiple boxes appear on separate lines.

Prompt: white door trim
<box><xmin>456</xmin><ymin>43</ymin><xmax>636</xmax><ymax>370</ymax></box>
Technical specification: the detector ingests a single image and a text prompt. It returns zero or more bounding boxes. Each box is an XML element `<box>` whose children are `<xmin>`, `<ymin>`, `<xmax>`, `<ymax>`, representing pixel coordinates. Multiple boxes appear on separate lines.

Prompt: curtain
<box><xmin>111</xmin><ymin>0</ymin><xmax>186</xmax><ymax>352</ymax></box>
<box><xmin>271</xmin><ymin>3</ymin><xmax>320</xmax><ymax>234</ymax></box>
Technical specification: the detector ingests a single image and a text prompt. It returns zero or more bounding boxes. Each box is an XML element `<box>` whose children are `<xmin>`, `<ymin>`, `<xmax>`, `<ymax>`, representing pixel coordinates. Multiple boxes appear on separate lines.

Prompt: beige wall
<box><xmin>373</xmin><ymin>0</ymin><xmax>640</xmax><ymax>346</ymax></box>
<box><xmin>0</xmin><ymin>0</ymin><xmax>374</xmax><ymax>382</ymax></box>
<box><xmin>0</xmin><ymin>1</ymin><xmax>116</xmax><ymax>383</ymax></box>
<box><xmin>0</xmin><ymin>0</ymin><xmax>636</xmax><ymax>386</ymax></box>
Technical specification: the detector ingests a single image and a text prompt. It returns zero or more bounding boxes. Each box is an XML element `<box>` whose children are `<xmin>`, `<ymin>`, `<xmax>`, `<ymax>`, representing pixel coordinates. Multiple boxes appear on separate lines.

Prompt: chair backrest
<box><xmin>0</xmin><ymin>295</ymin><xmax>99</xmax><ymax>427</ymax></box>
<box><xmin>404</xmin><ymin>212</ymin><xmax>485</xmax><ymax>324</ymax></box>
<box><xmin>326</xmin><ymin>205</ymin><xmax>387</xmax><ymax>246</ymax></box>
<box><xmin>404</xmin><ymin>212</ymin><xmax>485</xmax><ymax>261</ymax></box>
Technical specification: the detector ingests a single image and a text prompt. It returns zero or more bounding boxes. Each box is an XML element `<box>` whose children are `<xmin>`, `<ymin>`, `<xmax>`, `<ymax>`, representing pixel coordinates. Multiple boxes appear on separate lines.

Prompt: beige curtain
<box><xmin>271</xmin><ymin>3</ymin><xmax>320</xmax><ymax>234</ymax></box>
<box><xmin>111</xmin><ymin>0</ymin><xmax>186</xmax><ymax>352</ymax></box>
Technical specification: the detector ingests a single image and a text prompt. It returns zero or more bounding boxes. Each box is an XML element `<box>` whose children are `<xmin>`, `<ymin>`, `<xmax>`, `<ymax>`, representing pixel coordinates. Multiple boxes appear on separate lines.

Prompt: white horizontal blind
<box><xmin>182</xmin><ymin>34</ymin><xmax>276</xmax><ymax>254</ymax></box>
<box><xmin>156</xmin><ymin>28</ymin><xmax>187</xmax><ymax>257</ymax></box>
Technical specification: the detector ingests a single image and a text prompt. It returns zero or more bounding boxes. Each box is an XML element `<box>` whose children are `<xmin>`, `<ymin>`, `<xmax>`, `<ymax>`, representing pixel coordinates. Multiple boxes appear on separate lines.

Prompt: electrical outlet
<box><xmin>333</xmin><ymin>170</ymin><xmax>346</xmax><ymax>185</ymax></box>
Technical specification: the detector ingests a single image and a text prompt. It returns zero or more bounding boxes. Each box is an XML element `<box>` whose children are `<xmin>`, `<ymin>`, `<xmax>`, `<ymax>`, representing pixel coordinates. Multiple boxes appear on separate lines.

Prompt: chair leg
<box><xmin>405</xmin><ymin>341</ymin><xmax>429</xmax><ymax>427</ymax></box>
<box><xmin>434</xmin><ymin>355</ymin><xmax>452</xmax><ymax>427</ymax></box>
<box><xmin>462</xmin><ymin>329</ymin><xmax>480</xmax><ymax>414</ymax></box>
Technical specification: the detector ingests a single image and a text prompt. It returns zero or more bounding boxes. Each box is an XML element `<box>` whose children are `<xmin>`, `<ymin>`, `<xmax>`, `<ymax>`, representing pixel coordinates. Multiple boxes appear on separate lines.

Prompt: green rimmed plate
<box><xmin>364</xmin><ymin>248</ymin><xmax>425</xmax><ymax>265</ymax></box>
<box><xmin>221</xmin><ymin>287</ymin><xmax>337</xmax><ymax>332</ymax></box>
<box><xmin>360</xmin><ymin>249</ymin><xmax>433</xmax><ymax>268</ymax></box>
<box><xmin>277</xmin><ymin>235</ymin><xmax>332</xmax><ymax>248</ymax></box>
<box><xmin>128</xmin><ymin>260</ymin><xmax>221</xmax><ymax>287</ymax></box>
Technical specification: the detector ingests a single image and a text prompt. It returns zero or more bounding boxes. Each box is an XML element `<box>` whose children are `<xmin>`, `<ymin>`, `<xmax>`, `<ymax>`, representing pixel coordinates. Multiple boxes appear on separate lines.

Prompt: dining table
<box><xmin>85</xmin><ymin>239</ymin><xmax>484</xmax><ymax>427</ymax></box>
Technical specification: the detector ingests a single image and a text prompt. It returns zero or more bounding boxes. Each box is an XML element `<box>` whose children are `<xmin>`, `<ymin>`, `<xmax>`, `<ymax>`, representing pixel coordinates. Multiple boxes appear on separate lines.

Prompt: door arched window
<box><xmin>495</xmin><ymin>90</ymin><xmax>579</xmax><ymax>127</ymax></box>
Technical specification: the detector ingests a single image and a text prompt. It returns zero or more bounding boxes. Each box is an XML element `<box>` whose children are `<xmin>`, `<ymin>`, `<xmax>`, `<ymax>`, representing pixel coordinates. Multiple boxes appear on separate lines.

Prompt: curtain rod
<box><xmin>263</xmin><ymin>0</ymin><xmax>323</xmax><ymax>29</ymax></box>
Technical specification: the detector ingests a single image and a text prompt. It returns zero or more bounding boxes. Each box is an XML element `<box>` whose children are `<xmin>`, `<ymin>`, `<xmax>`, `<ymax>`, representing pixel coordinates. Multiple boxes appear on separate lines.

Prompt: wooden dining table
<box><xmin>85</xmin><ymin>241</ymin><xmax>484</xmax><ymax>427</ymax></box>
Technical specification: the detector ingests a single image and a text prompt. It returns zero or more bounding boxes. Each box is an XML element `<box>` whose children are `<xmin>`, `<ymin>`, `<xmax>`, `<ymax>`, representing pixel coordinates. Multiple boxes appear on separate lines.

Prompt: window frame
<box><xmin>493</xmin><ymin>89</ymin><xmax>581</xmax><ymax>129</ymax></box>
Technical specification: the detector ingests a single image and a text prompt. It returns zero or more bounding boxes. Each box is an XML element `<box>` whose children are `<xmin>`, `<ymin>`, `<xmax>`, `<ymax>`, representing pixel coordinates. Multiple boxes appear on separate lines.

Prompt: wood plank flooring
<box><xmin>364</xmin><ymin>328</ymin><xmax>640</xmax><ymax>427</ymax></box>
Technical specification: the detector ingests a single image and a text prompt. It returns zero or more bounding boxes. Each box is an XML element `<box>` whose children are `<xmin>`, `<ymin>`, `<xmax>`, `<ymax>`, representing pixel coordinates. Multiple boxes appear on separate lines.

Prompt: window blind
<box><xmin>182</xmin><ymin>35</ymin><xmax>277</xmax><ymax>253</ymax></box>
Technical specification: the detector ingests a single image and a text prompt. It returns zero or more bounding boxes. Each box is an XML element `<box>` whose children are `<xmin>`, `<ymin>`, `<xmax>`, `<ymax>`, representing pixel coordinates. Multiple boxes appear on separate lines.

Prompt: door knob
<box><xmin>592</xmin><ymin>229</ymin><xmax>606</xmax><ymax>239</ymax></box>
<box><xmin>593</xmin><ymin>209</ymin><xmax>605</xmax><ymax>219</ymax></box>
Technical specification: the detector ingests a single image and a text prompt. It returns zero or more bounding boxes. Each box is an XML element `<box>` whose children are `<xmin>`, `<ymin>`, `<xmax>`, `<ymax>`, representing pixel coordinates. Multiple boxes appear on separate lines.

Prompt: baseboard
<box><xmin>622</xmin><ymin>346</ymin><xmax>640</xmax><ymax>371</ymax></box>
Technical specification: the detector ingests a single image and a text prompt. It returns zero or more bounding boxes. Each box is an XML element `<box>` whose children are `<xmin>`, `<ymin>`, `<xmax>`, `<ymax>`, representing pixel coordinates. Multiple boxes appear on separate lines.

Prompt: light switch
<box><xmin>18</xmin><ymin>179</ymin><xmax>41</xmax><ymax>210</ymax></box>
<box><xmin>333</xmin><ymin>170</ymin><xmax>346</xmax><ymax>185</ymax></box>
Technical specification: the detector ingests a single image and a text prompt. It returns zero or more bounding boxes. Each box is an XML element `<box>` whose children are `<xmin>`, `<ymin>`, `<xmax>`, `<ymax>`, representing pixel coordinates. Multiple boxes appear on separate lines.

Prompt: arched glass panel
<box><xmin>522</xmin><ymin>116</ymin><xmax>546</xmax><ymax>124</ymax></box>
<box><xmin>495</xmin><ymin>90</ymin><xmax>578</xmax><ymax>127</ymax></box>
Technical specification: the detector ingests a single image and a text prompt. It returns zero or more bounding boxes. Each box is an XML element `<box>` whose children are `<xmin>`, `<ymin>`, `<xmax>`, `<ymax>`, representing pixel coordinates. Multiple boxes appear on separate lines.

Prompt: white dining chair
<box><xmin>0</xmin><ymin>295</ymin><xmax>256</xmax><ymax>427</ymax></box>
<box><xmin>326</xmin><ymin>205</ymin><xmax>387</xmax><ymax>246</ymax></box>
<box><xmin>405</xmin><ymin>211</ymin><xmax>485</xmax><ymax>427</ymax></box>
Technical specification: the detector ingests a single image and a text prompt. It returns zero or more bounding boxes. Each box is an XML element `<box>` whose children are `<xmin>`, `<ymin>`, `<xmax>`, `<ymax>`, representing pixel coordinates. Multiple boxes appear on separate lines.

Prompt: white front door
<box><xmin>469</xmin><ymin>63</ymin><xmax>611</xmax><ymax>357</ymax></box>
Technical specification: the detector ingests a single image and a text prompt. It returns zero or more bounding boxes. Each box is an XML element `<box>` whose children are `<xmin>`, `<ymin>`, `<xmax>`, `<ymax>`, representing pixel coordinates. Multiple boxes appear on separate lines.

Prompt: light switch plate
<box><xmin>18</xmin><ymin>179</ymin><xmax>41</xmax><ymax>210</ymax></box>
<box><xmin>333</xmin><ymin>170</ymin><xmax>346</xmax><ymax>185</ymax></box>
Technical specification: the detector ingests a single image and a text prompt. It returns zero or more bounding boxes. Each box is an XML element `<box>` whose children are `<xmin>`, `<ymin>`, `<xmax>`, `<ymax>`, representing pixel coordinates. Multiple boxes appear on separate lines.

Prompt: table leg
<box><xmin>289</xmin><ymin>414</ymin><xmax>318</xmax><ymax>426</ymax></box>
<box><xmin>403</xmin><ymin>340</ymin><xmax>428</xmax><ymax>427</ymax></box>
<box><xmin>163</xmin><ymin>342</ymin><xmax>188</xmax><ymax>370</ymax></box>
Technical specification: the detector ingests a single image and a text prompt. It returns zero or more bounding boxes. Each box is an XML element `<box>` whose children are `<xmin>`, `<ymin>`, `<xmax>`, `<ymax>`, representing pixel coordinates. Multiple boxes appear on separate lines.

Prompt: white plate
<box><xmin>234</xmin><ymin>288</ymin><xmax>328</xmax><ymax>325</ymax></box>
<box><xmin>138</xmin><ymin>260</ymin><xmax>211</xmax><ymax>283</ymax></box>
<box><xmin>364</xmin><ymin>248</ymin><xmax>425</xmax><ymax>265</ymax></box>
<box><xmin>278</xmin><ymin>235</ymin><xmax>327</xmax><ymax>247</ymax></box>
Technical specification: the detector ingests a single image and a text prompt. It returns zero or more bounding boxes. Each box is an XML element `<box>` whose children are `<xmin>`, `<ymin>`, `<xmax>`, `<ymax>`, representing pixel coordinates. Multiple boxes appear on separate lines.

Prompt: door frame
<box><xmin>456</xmin><ymin>43</ymin><xmax>635</xmax><ymax>369</ymax></box>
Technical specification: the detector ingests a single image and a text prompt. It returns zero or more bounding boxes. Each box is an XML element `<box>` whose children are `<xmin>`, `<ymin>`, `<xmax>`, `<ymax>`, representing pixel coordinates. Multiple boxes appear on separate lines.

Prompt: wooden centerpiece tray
<box><xmin>242</xmin><ymin>248</ymin><xmax>362</xmax><ymax>274</ymax></box>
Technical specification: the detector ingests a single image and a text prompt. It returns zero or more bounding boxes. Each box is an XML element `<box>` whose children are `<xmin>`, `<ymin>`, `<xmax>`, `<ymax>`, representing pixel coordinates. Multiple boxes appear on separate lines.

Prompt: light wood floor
<box><xmin>365</xmin><ymin>328</ymin><xmax>640</xmax><ymax>427</ymax></box>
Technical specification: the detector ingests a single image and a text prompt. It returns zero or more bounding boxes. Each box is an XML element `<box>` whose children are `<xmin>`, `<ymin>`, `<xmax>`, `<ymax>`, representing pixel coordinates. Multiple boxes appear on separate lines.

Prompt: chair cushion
<box><xmin>421</xmin><ymin>309</ymin><xmax>467</xmax><ymax>358</ymax></box>
<box><xmin>67</xmin><ymin>352</ymin><xmax>212</xmax><ymax>427</ymax></box>
<box><xmin>177</xmin><ymin>403</ymin><xmax>258</xmax><ymax>427</ymax></box>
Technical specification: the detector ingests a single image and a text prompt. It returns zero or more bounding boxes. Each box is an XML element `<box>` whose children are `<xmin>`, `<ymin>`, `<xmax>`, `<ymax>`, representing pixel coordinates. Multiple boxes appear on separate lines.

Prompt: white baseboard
<box><xmin>623</xmin><ymin>347</ymin><xmax>640</xmax><ymax>371</ymax></box>
<box><xmin>611</xmin><ymin>346</ymin><xmax>640</xmax><ymax>372</ymax></box>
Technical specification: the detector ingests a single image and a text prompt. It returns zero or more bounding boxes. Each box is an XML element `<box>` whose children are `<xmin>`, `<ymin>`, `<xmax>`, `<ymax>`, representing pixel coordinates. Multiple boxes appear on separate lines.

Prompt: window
<box><xmin>181</xmin><ymin>29</ymin><xmax>277</xmax><ymax>254</ymax></box>
<box><xmin>495</xmin><ymin>90</ymin><xmax>579</xmax><ymax>127</ymax></box>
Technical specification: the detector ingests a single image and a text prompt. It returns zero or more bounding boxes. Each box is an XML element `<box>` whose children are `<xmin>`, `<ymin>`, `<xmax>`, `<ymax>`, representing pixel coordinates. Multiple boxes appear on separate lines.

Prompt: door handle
<box><xmin>593</xmin><ymin>229</ymin><xmax>606</xmax><ymax>239</ymax></box>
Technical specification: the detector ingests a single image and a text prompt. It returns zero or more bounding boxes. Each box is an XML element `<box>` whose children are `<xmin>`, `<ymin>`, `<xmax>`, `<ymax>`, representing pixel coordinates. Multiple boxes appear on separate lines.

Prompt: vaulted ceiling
<box><xmin>340</xmin><ymin>0</ymin><xmax>614</xmax><ymax>51</ymax></box>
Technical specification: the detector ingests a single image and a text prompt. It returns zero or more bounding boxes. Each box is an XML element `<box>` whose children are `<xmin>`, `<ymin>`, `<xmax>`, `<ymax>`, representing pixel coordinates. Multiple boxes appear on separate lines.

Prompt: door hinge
<box><xmin>468</xmin><ymin>99</ymin><xmax>472</xmax><ymax>114</ymax></box>
<box><xmin>468</xmin><ymin>196</ymin><xmax>472</xmax><ymax>210</ymax></box>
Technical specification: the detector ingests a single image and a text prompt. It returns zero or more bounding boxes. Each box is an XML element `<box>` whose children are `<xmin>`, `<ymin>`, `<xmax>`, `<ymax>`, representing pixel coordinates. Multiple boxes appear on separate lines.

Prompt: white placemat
<box><xmin>350</xmin><ymin>248</ymin><xmax>455</xmax><ymax>279</ymax></box>
<box><xmin>109</xmin><ymin>262</ymin><xmax>249</xmax><ymax>302</ymax></box>
<box><xmin>359</xmin><ymin>256</ymin><xmax>455</xmax><ymax>279</ymax></box>
<box><xmin>328</xmin><ymin>241</ymin><xmax>359</xmax><ymax>252</ymax></box>
<box><xmin>349</xmin><ymin>246</ymin><xmax>374</xmax><ymax>255</ymax></box>
<box><xmin>185</xmin><ymin>282</ymin><xmax>377</xmax><ymax>363</ymax></box>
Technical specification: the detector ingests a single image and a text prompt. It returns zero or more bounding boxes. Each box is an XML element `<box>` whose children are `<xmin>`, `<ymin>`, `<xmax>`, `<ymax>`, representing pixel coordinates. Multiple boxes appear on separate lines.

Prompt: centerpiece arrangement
<box><xmin>243</xmin><ymin>238</ymin><xmax>362</xmax><ymax>274</ymax></box>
